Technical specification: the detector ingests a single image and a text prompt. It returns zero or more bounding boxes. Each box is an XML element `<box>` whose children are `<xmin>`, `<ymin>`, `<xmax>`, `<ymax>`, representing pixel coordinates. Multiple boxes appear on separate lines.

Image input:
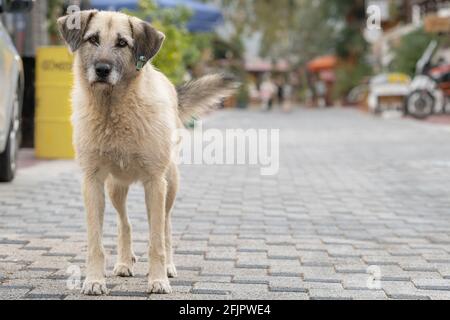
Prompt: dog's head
<box><xmin>57</xmin><ymin>11</ymin><xmax>165</xmax><ymax>88</ymax></box>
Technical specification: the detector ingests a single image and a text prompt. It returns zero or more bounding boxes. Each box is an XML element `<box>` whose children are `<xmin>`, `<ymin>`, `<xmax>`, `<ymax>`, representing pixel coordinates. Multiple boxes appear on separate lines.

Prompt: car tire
<box><xmin>0</xmin><ymin>89</ymin><xmax>20</xmax><ymax>182</ymax></box>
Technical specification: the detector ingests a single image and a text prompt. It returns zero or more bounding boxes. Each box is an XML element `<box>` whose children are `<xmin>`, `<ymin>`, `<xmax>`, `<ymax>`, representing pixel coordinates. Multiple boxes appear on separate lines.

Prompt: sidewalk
<box><xmin>1</xmin><ymin>107</ymin><xmax>450</xmax><ymax>300</ymax></box>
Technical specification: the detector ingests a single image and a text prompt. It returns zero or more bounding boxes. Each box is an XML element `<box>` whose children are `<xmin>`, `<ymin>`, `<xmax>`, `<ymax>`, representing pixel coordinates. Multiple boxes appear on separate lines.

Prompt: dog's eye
<box><xmin>87</xmin><ymin>35</ymin><xmax>99</xmax><ymax>46</ymax></box>
<box><xmin>117</xmin><ymin>39</ymin><xmax>128</xmax><ymax>48</ymax></box>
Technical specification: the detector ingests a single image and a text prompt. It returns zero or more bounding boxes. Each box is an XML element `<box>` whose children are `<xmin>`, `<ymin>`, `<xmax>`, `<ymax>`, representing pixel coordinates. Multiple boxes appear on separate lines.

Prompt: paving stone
<box><xmin>232</xmin><ymin>276</ymin><xmax>270</xmax><ymax>285</ymax></box>
<box><xmin>232</xmin><ymin>291</ymin><xmax>309</xmax><ymax>300</ymax></box>
<box><xmin>0</xmin><ymin>239</ymin><xmax>29</xmax><ymax>245</ymax></box>
<box><xmin>3</xmin><ymin>108</ymin><xmax>450</xmax><ymax>300</ymax></box>
<box><xmin>348</xmin><ymin>290</ymin><xmax>388</xmax><ymax>300</ymax></box>
<box><xmin>153</xmin><ymin>293</ymin><xmax>232</xmax><ymax>300</ymax></box>
<box><xmin>412</xmin><ymin>279</ymin><xmax>450</xmax><ymax>291</ymax></box>
<box><xmin>24</xmin><ymin>293</ymin><xmax>67</xmax><ymax>300</ymax></box>
<box><xmin>190</xmin><ymin>289</ymin><xmax>230</xmax><ymax>295</ymax></box>
<box><xmin>269</xmin><ymin>286</ymin><xmax>308</xmax><ymax>293</ymax></box>
<box><xmin>309</xmin><ymin>288</ymin><xmax>353</xmax><ymax>300</ymax></box>
<box><xmin>0</xmin><ymin>287</ymin><xmax>33</xmax><ymax>299</ymax></box>
<box><xmin>110</xmin><ymin>291</ymin><xmax>149</xmax><ymax>298</ymax></box>
<box><xmin>389</xmin><ymin>294</ymin><xmax>431</xmax><ymax>300</ymax></box>
<box><xmin>419</xmin><ymin>290</ymin><xmax>450</xmax><ymax>300</ymax></box>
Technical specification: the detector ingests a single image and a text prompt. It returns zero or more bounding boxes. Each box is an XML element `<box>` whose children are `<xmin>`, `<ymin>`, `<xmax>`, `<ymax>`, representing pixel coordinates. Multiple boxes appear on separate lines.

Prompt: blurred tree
<box><xmin>127</xmin><ymin>0</ymin><xmax>211</xmax><ymax>84</ymax></box>
<box><xmin>390</xmin><ymin>28</ymin><xmax>437</xmax><ymax>76</ymax></box>
<box><xmin>220</xmin><ymin>0</ymin><xmax>367</xmax><ymax>63</ymax></box>
<box><xmin>47</xmin><ymin>1</ymin><xmax>108</xmax><ymax>44</ymax></box>
<box><xmin>220</xmin><ymin>0</ymin><xmax>295</xmax><ymax>60</ymax></box>
<box><xmin>333</xmin><ymin>60</ymin><xmax>372</xmax><ymax>101</ymax></box>
<box><xmin>219</xmin><ymin>0</ymin><xmax>370</xmax><ymax>98</ymax></box>
<box><xmin>46</xmin><ymin>0</ymin><xmax>211</xmax><ymax>83</ymax></box>
<box><xmin>48</xmin><ymin>0</ymin><xmax>65</xmax><ymax>44</ymax></box>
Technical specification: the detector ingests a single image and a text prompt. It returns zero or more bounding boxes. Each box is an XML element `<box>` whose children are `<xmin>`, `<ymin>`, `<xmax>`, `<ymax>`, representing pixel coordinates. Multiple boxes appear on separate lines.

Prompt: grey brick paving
<box><xmin>1</xmin><ymin>107</ymin><xmax>450</xmax><ymax>300</ymax></box>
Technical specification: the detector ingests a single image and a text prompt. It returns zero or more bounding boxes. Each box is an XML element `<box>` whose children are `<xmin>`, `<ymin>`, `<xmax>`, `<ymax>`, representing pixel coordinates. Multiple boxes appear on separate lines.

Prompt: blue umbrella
<box><xmin>89</xmin><ymin>0</ymin><xmax>223</xmax><ymax>32</ymax></box>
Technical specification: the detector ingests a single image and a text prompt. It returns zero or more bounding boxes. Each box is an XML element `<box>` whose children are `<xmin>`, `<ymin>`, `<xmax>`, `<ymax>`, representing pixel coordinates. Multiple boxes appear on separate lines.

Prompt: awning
<box><xmin>307</xmin><ymin>55</ymin><xmax>337</xmax><ymax>72</ymax></box>
<box><xmin>89</xmin><ymin>0</ymin><xmax>223</xmax><ymax>32</ymax></box>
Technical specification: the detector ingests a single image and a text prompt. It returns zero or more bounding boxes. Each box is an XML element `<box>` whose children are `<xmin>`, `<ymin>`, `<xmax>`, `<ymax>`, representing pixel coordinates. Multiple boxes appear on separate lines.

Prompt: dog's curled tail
<box><xmin>177</xmin><ymin>74</ymin><xmax>239</xmax><ymax>123</ymax></box>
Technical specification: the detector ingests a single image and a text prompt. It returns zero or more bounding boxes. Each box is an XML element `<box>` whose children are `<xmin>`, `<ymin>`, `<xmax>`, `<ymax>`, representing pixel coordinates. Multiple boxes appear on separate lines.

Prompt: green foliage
<box><xmin>212</xmin><ymin>34</ymin><xmax>244</xmax><ymax>61</ymax></box>
<box><xmin>236</xmin><ymin>81</ymin><xmax>249</xmax><ymax>107</ymax></box>
<box><xmin>220</xmin><ymin>0</ymin><xmax>367</xmax><ymax>63</ymax></box>
<box><xmin>390</xmin><ymin>28</ymin><xmax>437</xmax><ymax>76</ymax></box>
<box><xmin>333</xmin><ymin>60</ymin><xmax>372</xmax><ymax>99</ymax></box>
<box><xmin>45</xmin><ymin>0</ymin><xmax>209</xmax><ymax>83</ymax></box>
<box><xmin>185</xmin><ymin>33</ymin><xmax>213</xmax><ymax>67</ymax></box>
<box><xmin>219</xmin><ymin>0</ymin><xmax>371</xmax><ymax>99</ymax></box>
<box><xmin>47</xmin><ymin>0</ymin><xmax>92</xmax><ymax>43</ymax></box>
<box><xmin>335</xmin><ymin>26</ymin><xmax>368</xmax><ymax>59</ymax></box>
<box><xmin>47</xmin><ymin>0</ymin><xmax>64</xmax><ymax>43</ymax></box>
<box><xmin>126</xmin><ymin>0</ymin><xmax>210</xmax><ymax>84</ymax></box>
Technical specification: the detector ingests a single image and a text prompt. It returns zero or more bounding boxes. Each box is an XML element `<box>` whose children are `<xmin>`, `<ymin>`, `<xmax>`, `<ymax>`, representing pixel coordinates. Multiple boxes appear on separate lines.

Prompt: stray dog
<box><xmin>57</xmin><ymin>10</ymin><xmax>236</xmax><ymax>295</ymax></box>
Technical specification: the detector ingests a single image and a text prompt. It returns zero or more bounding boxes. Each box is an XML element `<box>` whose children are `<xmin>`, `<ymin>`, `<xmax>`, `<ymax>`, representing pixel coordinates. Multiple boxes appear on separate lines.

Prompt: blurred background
<box><xmin>2</xmin><ymin>1</ymin><xmax>450</xmax><ymax>301</ymax></box>
<box><xmin>1</xmin><ymin>0</ymin><xmax>450</xmax><ymax>162</ymax></box>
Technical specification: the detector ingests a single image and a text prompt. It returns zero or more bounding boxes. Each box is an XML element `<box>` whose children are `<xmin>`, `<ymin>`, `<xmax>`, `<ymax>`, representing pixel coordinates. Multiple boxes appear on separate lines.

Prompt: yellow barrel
<box><xmin>35</xmin><ymin>46</ymin><xmax>75</xmax><ymax>159</ymax></box>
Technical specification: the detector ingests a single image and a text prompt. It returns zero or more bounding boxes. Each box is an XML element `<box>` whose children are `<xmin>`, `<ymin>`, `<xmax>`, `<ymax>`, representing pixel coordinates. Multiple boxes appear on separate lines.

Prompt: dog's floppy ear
<box><xmin>130</xmin><ymin>18</ymin><xmax>165</xmax><ymax>70</ymax></box>
<box><xmin>57</xmin><ymin>10</ymin><xmax>98</xmax><ymax>52</ymax></box>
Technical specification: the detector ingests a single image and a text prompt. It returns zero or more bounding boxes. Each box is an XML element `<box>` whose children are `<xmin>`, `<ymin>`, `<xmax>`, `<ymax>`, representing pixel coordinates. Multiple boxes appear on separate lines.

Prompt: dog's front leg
<box><xmin>144</xmin><ymin>177</ymin><xmax>172</xmax><ymax>294</ymax></box>
<box><xmin>81</xmin><ymin>174</ymin><xmax>108</xmax><ymax>295</ymax></box>
<box><xmin>106</xmin><ymin>179</ymin><xmax>136</xmax><ymax>277</ymax></box>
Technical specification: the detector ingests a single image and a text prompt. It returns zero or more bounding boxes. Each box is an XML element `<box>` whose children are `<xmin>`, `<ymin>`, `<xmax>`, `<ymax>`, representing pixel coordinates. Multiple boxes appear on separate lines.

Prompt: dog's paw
<box><xmin>81</xmin><ymin>279</ymin><xmax>108</xmax><ymax>296</ymax></box>
<box><xmin>167</xmin><ymin>264</ymin><xmax>177</xmax><ymax>278</ymax></box>
<box><xmin>148</xmin><ymin>279</ymin><xmax>172</xmax><ymax>294</ymax></box>
<box><xmin>114</xmin><ymin>263</ymin><xmax>134</xmax><ymax>277</ymax></box>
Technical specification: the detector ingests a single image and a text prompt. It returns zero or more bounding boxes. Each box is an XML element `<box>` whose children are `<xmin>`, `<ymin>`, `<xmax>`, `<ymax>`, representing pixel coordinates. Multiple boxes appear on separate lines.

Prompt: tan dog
<box><xmin>57</xmin><ymin>10</ymin><xmax>235</xmax><ymax>295</ymax></box>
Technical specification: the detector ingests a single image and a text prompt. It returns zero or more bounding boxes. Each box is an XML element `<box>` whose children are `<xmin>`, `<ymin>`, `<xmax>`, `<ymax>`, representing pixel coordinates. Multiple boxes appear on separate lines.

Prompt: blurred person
<box><xmin>277</xmin><ymin>78</ymin><xmax>285</xmax><ymax>106</ymax></box>
<box><xmin>282</xmin><ymin>82</ymin><xmax>293</xmax><ymax>113</ymax></box>
<box><xmin>260</xmin><ymin>75</ymin><xmax>276</xmax><ymax>111</ymax></box>
<box><xmin>249</xmin><ymin>81</ymin><xmax>260</xmax><ymax>103</ymax></box>
<box><xmin>315</xmin><ymin>79</ymin><xmax>326</xmax><ymax>108</ymax></box>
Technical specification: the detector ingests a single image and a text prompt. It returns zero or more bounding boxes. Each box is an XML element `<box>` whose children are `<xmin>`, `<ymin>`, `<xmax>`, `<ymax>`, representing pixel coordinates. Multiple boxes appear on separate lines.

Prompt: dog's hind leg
<box><xmin>107</xmin><ymin>177</ymin><xmax>136</xmax><ymax>277</ymax></box>
<box><xmin>165</xmin><ymin>163</ymin><xmax>179</xmax><ymax>278</ymax></box>
<box><xmin>81</xmin><ymin>171</ymin><xmax>108</xmax><ymax>296</ymax></box>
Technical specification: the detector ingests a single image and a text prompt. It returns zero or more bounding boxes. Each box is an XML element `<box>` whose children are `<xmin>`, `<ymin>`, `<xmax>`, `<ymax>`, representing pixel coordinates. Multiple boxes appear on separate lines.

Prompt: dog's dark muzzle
<box><xmin>95</xmin><ymin>62</ymin><xmax>112</xmax><ymax>79</ymax></box>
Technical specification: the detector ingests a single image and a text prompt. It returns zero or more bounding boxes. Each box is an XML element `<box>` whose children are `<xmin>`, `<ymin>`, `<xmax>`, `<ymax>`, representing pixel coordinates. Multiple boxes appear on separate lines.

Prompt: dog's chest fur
<box><xmin>70</xmin><ymin>61</ymin><xmax>180</xmax><ymax>182</ymax></box>
<box><xmin>73</xmin><ymin>97</ymin><xmax>174</xmax><ymax>179</ymax></box>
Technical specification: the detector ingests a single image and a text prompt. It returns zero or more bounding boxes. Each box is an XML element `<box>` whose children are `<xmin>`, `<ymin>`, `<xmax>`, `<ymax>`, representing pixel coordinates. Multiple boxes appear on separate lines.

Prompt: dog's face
<box><xmin>57</xmin><ymin>11</ymin><xmax>165</xmax><ymax>88</ymax></box>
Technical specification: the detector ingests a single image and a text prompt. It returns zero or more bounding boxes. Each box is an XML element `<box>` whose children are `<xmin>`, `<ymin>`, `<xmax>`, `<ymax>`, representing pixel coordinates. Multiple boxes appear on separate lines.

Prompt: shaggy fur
<box><xmin>177</xmin><ymin>74</ymin><xmax>238</xmax><ymax>123</ymax></box>
<box><xmin>57</xmin><ymin>10</ymin><xmax>235</xmax><ymax>296</ymax></box>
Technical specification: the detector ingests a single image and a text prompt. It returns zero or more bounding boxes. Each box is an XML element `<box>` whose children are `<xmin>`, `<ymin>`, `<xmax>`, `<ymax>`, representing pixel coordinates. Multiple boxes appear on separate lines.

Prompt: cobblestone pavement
<box><xmin>1</xmin><ymin>107</ymin><xmax>450</xmax><ymax>300</ymax></box>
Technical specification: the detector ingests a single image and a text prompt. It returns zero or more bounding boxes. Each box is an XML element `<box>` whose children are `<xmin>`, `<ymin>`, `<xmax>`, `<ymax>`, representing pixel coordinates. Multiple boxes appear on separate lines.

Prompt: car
<box><xmin>0</xmin><ymin>0</ymin><xmax>33</xmax><ymax>182</ymax></box>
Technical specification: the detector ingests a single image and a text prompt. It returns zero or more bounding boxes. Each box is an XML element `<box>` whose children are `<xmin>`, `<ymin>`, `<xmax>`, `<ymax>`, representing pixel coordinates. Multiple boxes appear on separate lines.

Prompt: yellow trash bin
<box><xmin>35</xmin><ymin>46</ymin><xmax>75</xmax><ymax>159</ymax></box>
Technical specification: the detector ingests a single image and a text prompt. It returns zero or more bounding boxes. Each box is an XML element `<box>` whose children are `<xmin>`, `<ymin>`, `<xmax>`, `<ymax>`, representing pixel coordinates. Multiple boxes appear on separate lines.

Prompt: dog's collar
<box><xmin>136</xmin><ymin>56</ymin><xmax>148</xmax><ymax>71</ymax></box>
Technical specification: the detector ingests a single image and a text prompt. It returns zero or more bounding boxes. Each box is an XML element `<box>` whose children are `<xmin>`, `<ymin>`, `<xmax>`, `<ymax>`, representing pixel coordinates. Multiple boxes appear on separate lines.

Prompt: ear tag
<box><xmin>136</xmin><ymin>56</ymin><xmax>147</xmax><ymax>71</ymax></box>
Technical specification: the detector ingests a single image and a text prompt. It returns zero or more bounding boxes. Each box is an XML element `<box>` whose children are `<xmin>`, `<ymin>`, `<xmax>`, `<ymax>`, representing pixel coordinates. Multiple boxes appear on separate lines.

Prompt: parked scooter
<box><xmin>405</xmin><ymin>40</ymin><xmax>450</xmax><ymax>119</ymax></box>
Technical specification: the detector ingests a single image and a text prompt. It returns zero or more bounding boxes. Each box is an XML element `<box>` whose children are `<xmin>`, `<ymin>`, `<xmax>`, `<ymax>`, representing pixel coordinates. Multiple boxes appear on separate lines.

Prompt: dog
<box><xmin>57</xmin><ymin>10</ymin><xmax>236</xmax><ymax>295</ymax></box>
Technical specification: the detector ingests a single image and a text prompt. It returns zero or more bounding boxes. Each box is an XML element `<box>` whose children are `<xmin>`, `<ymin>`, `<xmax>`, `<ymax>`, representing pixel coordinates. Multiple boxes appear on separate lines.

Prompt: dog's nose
<box><xmin>95</xmin><ymin>63</ymin><xmax>112</xmax><ymax>78</ymax></box>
